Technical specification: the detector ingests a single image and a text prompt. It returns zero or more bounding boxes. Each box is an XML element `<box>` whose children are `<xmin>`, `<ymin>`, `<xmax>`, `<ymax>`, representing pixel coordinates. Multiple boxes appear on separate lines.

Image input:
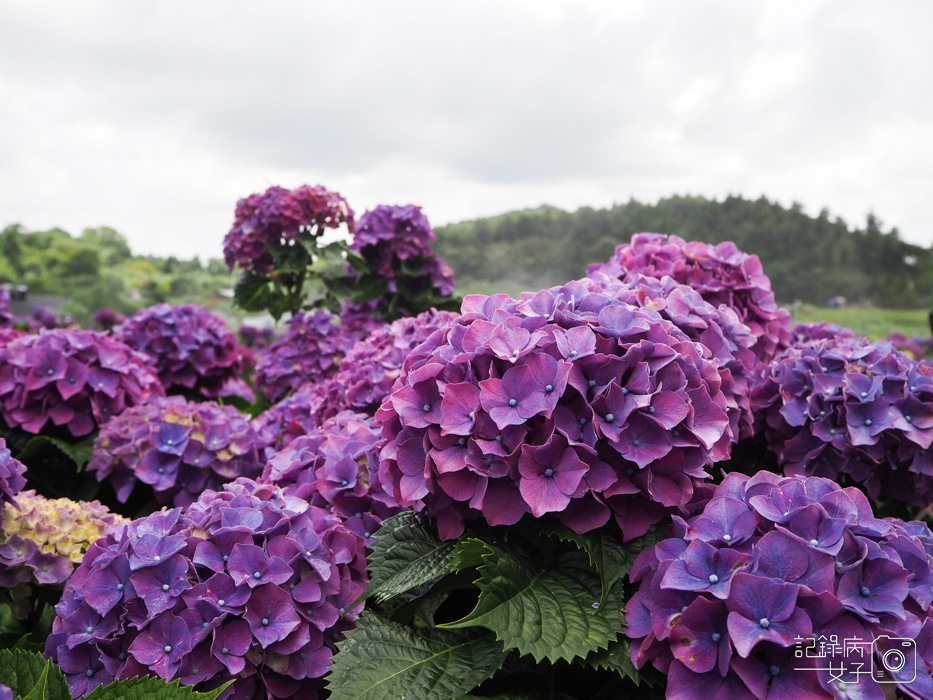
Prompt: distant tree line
<box><xmin>433</xmin><ymin>195</ymin><xmax>933</xmax><ymax>308</ymax></box>
<box><xmin>0</xmin><ymin>224</ymin><xmax>233</xmax><ymax>325</ymax></box>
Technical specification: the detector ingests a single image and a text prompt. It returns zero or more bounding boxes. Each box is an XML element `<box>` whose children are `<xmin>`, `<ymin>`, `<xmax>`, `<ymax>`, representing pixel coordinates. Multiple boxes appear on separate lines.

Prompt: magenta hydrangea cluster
<box><xmin>253</xmin><ymin>310</ymin><xmax>362</xmax><ymax>404</ymax></box>
<box><xmin>261</xmin><ymin>412</ymin><xmax>405</xmax><ymax>541</ymax></box>
<box><xmin>376</xmin><ymin>281</ymin><xmax>731</xmax><ymax>541</ymax></box>
<box><xmin>751</xmin><ymin>333</ymin><xmax>933</xmax><ymax>508</ymax></box>
<box><xmin>0</xmin><ymin>288</ymin><xmax>14</xmax><ymax>329</ymax></box>
<box><xmin>223</xmin><ymin>184</ymin><xmax>355</xmax><ymax>276</ymax></box>
<box><xmin>584</xmin><ymin>272</ymin><xmax>757</xmax><ymax>442</ymax></box>
<box><xmin>626</xmin><ymin>472</ymin><xmax>933</xmax><ymax>699</ymax></box>
<box><xmin>0</xmin><ymin>438</ymin><xmax>26</xmax><ymax>507</ymax></box>
<box><xmin>0</xmin><ymin>328</ymin><xmax>164</xmax><ymax>436</ymax></box>
<box><xmin>351</xmin><ymin>204</ymin><xmax>456</xmax><ymax>297</ymax></box>
<box><xmin>45</xmin><ymin>479</ymin><xmax>368</xmax><ymax>700</ymax></box>
<box><xmin>92</xmin><ymin>307</ymin><xmax>124</xmax><ymax>331</ymax></box>
<box><xmin>115</xmin><ymin>303</ymin><xmax>252</xmax><ymax>398</ymax></box>
<box><xmin>0</xmin><ymin>328</ymin><xmax>25</xmax><ymax>347</ymax></box>
<box><xmin>87</xmin><ymin>396</ymin><xmax>267</xmax><ymax>508</ymax></box>
<box><xmin>587</xmin><ymin>233</ymin><xmax>791</xmax><ymax>364</ymax></box>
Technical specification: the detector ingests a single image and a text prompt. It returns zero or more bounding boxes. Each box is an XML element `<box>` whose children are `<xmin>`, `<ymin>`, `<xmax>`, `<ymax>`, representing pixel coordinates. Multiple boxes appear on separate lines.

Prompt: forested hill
<box><xmin>433</xmin><ymin>195</ymin><xmax>933</xmax><ymax>308</ymax></box>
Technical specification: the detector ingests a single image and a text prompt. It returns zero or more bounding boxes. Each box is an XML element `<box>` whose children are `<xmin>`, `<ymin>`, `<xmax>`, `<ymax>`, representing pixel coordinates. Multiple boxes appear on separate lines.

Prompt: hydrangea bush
<box><xmin>45</xmin><ymin>479</ymin><xmax>368</xmax><ymax>700</ymax></box>
<box><xmin>115</xmin><ymin>304</ymin><xmax>252</xmax><ymax>399</ymax></box>
<box><xmin>87</xmin><ymin>396</ymin><xmax>267</xmax><ymax>507</ymax></box>
<box><xmin>348</xmin><ymin>205</ymin><xmax>456</xmax><ymax>318</ymax></box>
<box><xmin>751</xmin><ymin>332</ymin><xmax>933</xmax><ymax>509</ymax></box>
<box><xmin>626</xmin><ymin>472</ymin><xmax>933</xmax><ymax>699</ymax></box>
<box><xmin>0</xmin><ymin>329</ymin><xmax>164</xmax><ymax>437</ymax></box>
<box><xmin>587</xmin><ymin>233</ymin><xmax>792</xmax><ymax>364</ymax></box>
<box><xmin>376</xmin><ymin>281</ymin><xmax>731</xmax><ymax>541</ymax></box>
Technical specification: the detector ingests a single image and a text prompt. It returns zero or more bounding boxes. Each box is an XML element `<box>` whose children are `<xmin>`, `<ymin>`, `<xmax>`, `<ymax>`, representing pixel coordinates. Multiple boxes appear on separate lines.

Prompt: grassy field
<box><xmin>789</xmin><ymin>304</ymin><xmax>931</xmax><ymax>340</ymax></box>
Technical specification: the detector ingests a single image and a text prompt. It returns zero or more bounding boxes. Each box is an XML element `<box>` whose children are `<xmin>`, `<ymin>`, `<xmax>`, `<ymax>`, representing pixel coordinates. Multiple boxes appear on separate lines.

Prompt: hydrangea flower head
<box><xmin>584</xmin><ymin>272</ymin><xmax>757</xmax><ymax>442</ymax></box>
<box><xmin>376</xmin><ymin>282</ymin><xmax>730</xmax><ymax>540</ymax></box>
<box><xmin>254</xmin><ymin>310</ymin><xmax>365</xmax><ymax>404</ymax></box>
<box><xmin>0</xmin><ymin>328</ymin><xmax>164</xmax><ymax>436</ymax></box>
<box><xmin>92</xmin><ymin>307</ymin><xmax>125</xmax><ymax>331</ymax></box>
<box><xmin>87</xmin><ymin>395</ymin><xmax>268</xmax><ymax>507</ymax></box>
<box><xmin>0</xmin><ymin>287</ymin><xmax>14</xmax><ymax>330</ymax></box>
<box><xmin>587</xmin><ymin>233</ymin><xmax>791</xmax><ymax>364</ymax></box>
<box><xmin>46</xmin><ymin>478</ymin><xmax>368</xmax><ymax>700</ymax></box>
<box><xmin>0</xmin><ymin>438</ymin><xmax>26</xmax><ymax>507</ymax></box>
<box><xmin>626</xmin><ymin>473</ymin><xmax>933</xmax><ymax>700</ymax></box>
<box><xmin>115</xmin><ymin>303</ymin><xmax>252</xmax><ymax>399</ymax></box>
<box><xmin>752</xmin><ymin>333</ymin><xmax>933</xmax><ymax>508</ymax></box>
<box><xmin>223</xmin><ymin>184</ymin><xmax>354</xmax><ymax>275</ymax></box>
<box><xmin>351</xmin><ymin>205</ymin><xmax>455</xmax><ymax>297</ymax></box>
<box><xmin>0</xmin><ymin>490</ymin><xmax>128</xmax><ymax>589</ymax></box>
<box><xmin>261</xmin><ymin>411</ymin><xmax>406</xmax><ymax>540</ymax></box>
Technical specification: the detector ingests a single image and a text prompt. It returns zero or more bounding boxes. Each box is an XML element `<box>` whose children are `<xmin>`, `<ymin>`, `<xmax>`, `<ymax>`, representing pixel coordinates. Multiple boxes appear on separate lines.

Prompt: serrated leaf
<box><xmin>453</xmin><ymin>538</ymin><xmax>494</xmax><ymax>571</ymax></box>
<box><xmin>439</xmin><ymin>547</ymin><xmax>625</xmax><ymax>664</ymax></box>
<box><xmin>363</xmin><ymin>512</ymin><xmax>457</xmax><ymax>604</ymax></box>
<box><xmin>17</xmin><ymin>434</ymin><xmax>96</xmax><ymax>473</ymax></box>
<box><xmin>0</xmin><ymin>650</ymin><xmax>69</xmax><ymax>700</ymax></box>
<box><xmin>327</xmin><ymin>613</ymin><xmax>508</xmax><ymax>700</ymax></box>
<box><xmin>84</xmin><ymin>676</ymin><xmax>233</xmax><ymax>700</ymax></box>
<box><xmin>533</xmin><ymin>523</ymin><xmax>629</xmax><ymax>609</ymax></box>
<box><xmin>346</xmin><ymin>251</ymin><xmax>369</xmax><ymax>274</ymax></box>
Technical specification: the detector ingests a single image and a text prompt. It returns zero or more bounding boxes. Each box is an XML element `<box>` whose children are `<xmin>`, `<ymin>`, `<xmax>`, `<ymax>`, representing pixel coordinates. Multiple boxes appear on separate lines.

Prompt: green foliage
<box><xmin>0</xmin><ymin>649</ymin><xmax>232</xmax><ymax>700</ymax></box>
<box><xmin>332</xmin><ymin>514</ymin><xmax>662</xmax><ymax>698</ymax></box>
<box><xmin>0</xmin><ymin>650</ymin><xmax>70</xmax><ymax>700</ymax></box>
<box><xmin>328</xmin><ymin>614</ymin><xmax>509</xmax><ymax>700</ymax></box>
<box><xmin>17</xmin><ymin>435</ymin><xmax>96</xmax><ymax>473</ymax></box>
<box><xmin>433</xmin><ymin>195</ymin><xmax>933</xmax><ymax>308</ymax></box>
<box><xmin>362</xmin><ymin>512</ymin><xmax>458</xmax><ymax>604</ymax></box>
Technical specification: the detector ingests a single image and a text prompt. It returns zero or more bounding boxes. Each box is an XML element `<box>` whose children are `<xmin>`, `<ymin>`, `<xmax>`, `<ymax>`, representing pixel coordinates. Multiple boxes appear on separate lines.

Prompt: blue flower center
<box><xmin>116</xmin><ymin>583</ymin><xmax>124</xmax><ymax>591</ymax></box>
<box><xmin>545</xmin><ymin>384</ymin><xmax>554</xmax><ymax>393</ymax></box>
<box><xmin>605</xmin><ymin>413</ymin><xmax>615</xmax><ymax>423</ymax></box>
<box><xmin>711</xmin><ymin>632</ymin><xmax>721</xmax><ymax>642</ymax></box>
<box><xmin>422</xmin><ymin>404</ymin><xmax>431</xmax><ymax>412</ymax></box>
<box><xmin>722</xmin><ymin>534</ymin><xmax>732</xmax><ymax>542</ymax></box>
<box><xmin>254</xmin><ymin>572</ymin><xmax>262</xmax><ymax>579</ymax></box>
<box><xmin>861</xmin><ymin>586</ymin><xmax>871</xmax><ymax>597</ymax></box>
<box><xmin>769</xmin><ymin>665</ymin><xmax>780</xmax><ymax>677</ymax></box>
<box><xmin>708</xmin><ymin>574</ymin><xmax>719</xmax><ymax>584</ymax></box>
<box><xmin>509</xmin><ymin>399</ymin><xmax>517</xmax><ymax>407</ymax></box>
<box><xmin>759</xmin><ymin>618</ymin><xmax>770</xmax><ymax>629</ymax></box>
<box><xmin>262</xmin><ymin>618</ymin><xmax>270</xmax><ymax>626</ymax></box>
<box><xmin>164</xmin><ymin>645</ymin><xmax>172</xmax><ymax>653</ymax></box>
<box><xmin>588</xmin><ymin>379</ymin><xmax>596</xmax><ymax>387</ymax></box>
<box><xmin>86</xmin><ymin>669</ymin><xmax>94</xmax><ymax>678</ymax></box>
<box><xmin>218</xmin><ymin>599</ymin><xmax>226</xmax><ymax>606</ymax></box>
<box><xmin>864</xmin><ymin>419</ymin><xmax>872</xmax><ymax>426</ymax></box>
<box><xmin>162</xmin><ymin>584</ymin><xmax>170</xmax><ymax>591</ymax></box>
<box><xmin>544</xmin><ymin>468</ymin><xmax>554</xmax><ymax>477</ymax></box>
<box><xmin>222</xmin><ymin>647</ymin><xmax>229</xmax><ymax>654</ymax></box>
<box><xmin>810</xmin><ymin>538</ymin><xmax>819</xmax><ymax>546</ymax></box>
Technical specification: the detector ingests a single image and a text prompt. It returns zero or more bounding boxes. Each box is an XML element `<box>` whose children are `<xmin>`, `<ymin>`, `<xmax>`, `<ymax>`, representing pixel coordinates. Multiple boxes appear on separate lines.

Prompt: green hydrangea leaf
<box><xmin>0</xmin><ymin>650</ymin><xmax>69</xmax><ymax>700</ymax></box>
<box><xmin>438</xmin><ymin>546</ymin><xmax>626</xmax><ymax>664</ymax></box>
<box><xmin>17</xmin><ymin>434</ymin><xmax>96</xmax><ymax>473</ymax></box>
<box><xmin>83</xmin><ymin>677</ymin><xmax>233</xmax><ymax>700</ymax></box>
<box><xmin>327</xmin><ymin>613</ymin><xmax>509</xmax><ymax>700</ymax></box>
<box><xmin>363</xmin><ymin>512</ymin><xmax>457</xmax><ymax>604</ymax></box>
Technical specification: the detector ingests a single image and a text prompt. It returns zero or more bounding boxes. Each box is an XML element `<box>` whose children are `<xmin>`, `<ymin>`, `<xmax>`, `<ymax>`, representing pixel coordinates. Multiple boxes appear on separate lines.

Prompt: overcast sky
<box><xmin>1</xmin><ymin>1</ymin><xmax>931</xmax><ymax>260</ymax></box>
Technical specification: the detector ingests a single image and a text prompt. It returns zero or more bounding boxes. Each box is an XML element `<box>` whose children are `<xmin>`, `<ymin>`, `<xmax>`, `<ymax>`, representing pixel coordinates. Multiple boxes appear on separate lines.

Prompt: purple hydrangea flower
<box><xmin>254</xmin><ymin>310</ymin><xmax>367</xmax><ymax>404</ymax></box>
<box><xmin>0</xmin><ymin>328</ymin><xmax>164</xmax><ymax>436</ymax></box>
<box><xmin>751</xmin><ymin>333</ymin><xmax>933</xmax><ymax>508</ymax></box>
<box><xmin>260</xmin><ymin>411</ymin><xmax>407</xmax><ymax>540</ymax></box>
<box><xmin>223</xmin><ymin>184</ymin><xmax>355</xmax><ymax>276</ymax></box>
<box><xmin>87</xmin><ymin>395</ymin><xmax>268</xmax><ymax>507</ymax></box>
<box><xmin>627</xmin><ymin>473</ymin><xmax>933</xmax><ymax>699</ymax></box>
<box><xmin>0</xmin><ymin>438</ymin><xmax>26</xmax><ymax>507</ymax></box>
<box><xmin>92</xmin><ymin>307</ymin><xmax>125</xmax><ymax>331</ymax></box>
<box><xmin>350</xmin><ymin>204</ymin><xmax>456</xmax><ymax>299</ymax></box>
<box><xmin>115</xmin><ymin>303</ymin><xmax>253</xmax><ymax>399</ymax></box>
<box><xmin>46</xmin><ymin>478</ymin><xmax>368</xmax><ymax>699</ymax></box>
<box><xmin>587</xmin><ymin>233</ymin><xmax>792</xmax><ymax>365</ymax></box>
<box><xmin>376</xmin><ymin>282</ymin><xmax>730</xmax><ymax>540</ymax></box>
